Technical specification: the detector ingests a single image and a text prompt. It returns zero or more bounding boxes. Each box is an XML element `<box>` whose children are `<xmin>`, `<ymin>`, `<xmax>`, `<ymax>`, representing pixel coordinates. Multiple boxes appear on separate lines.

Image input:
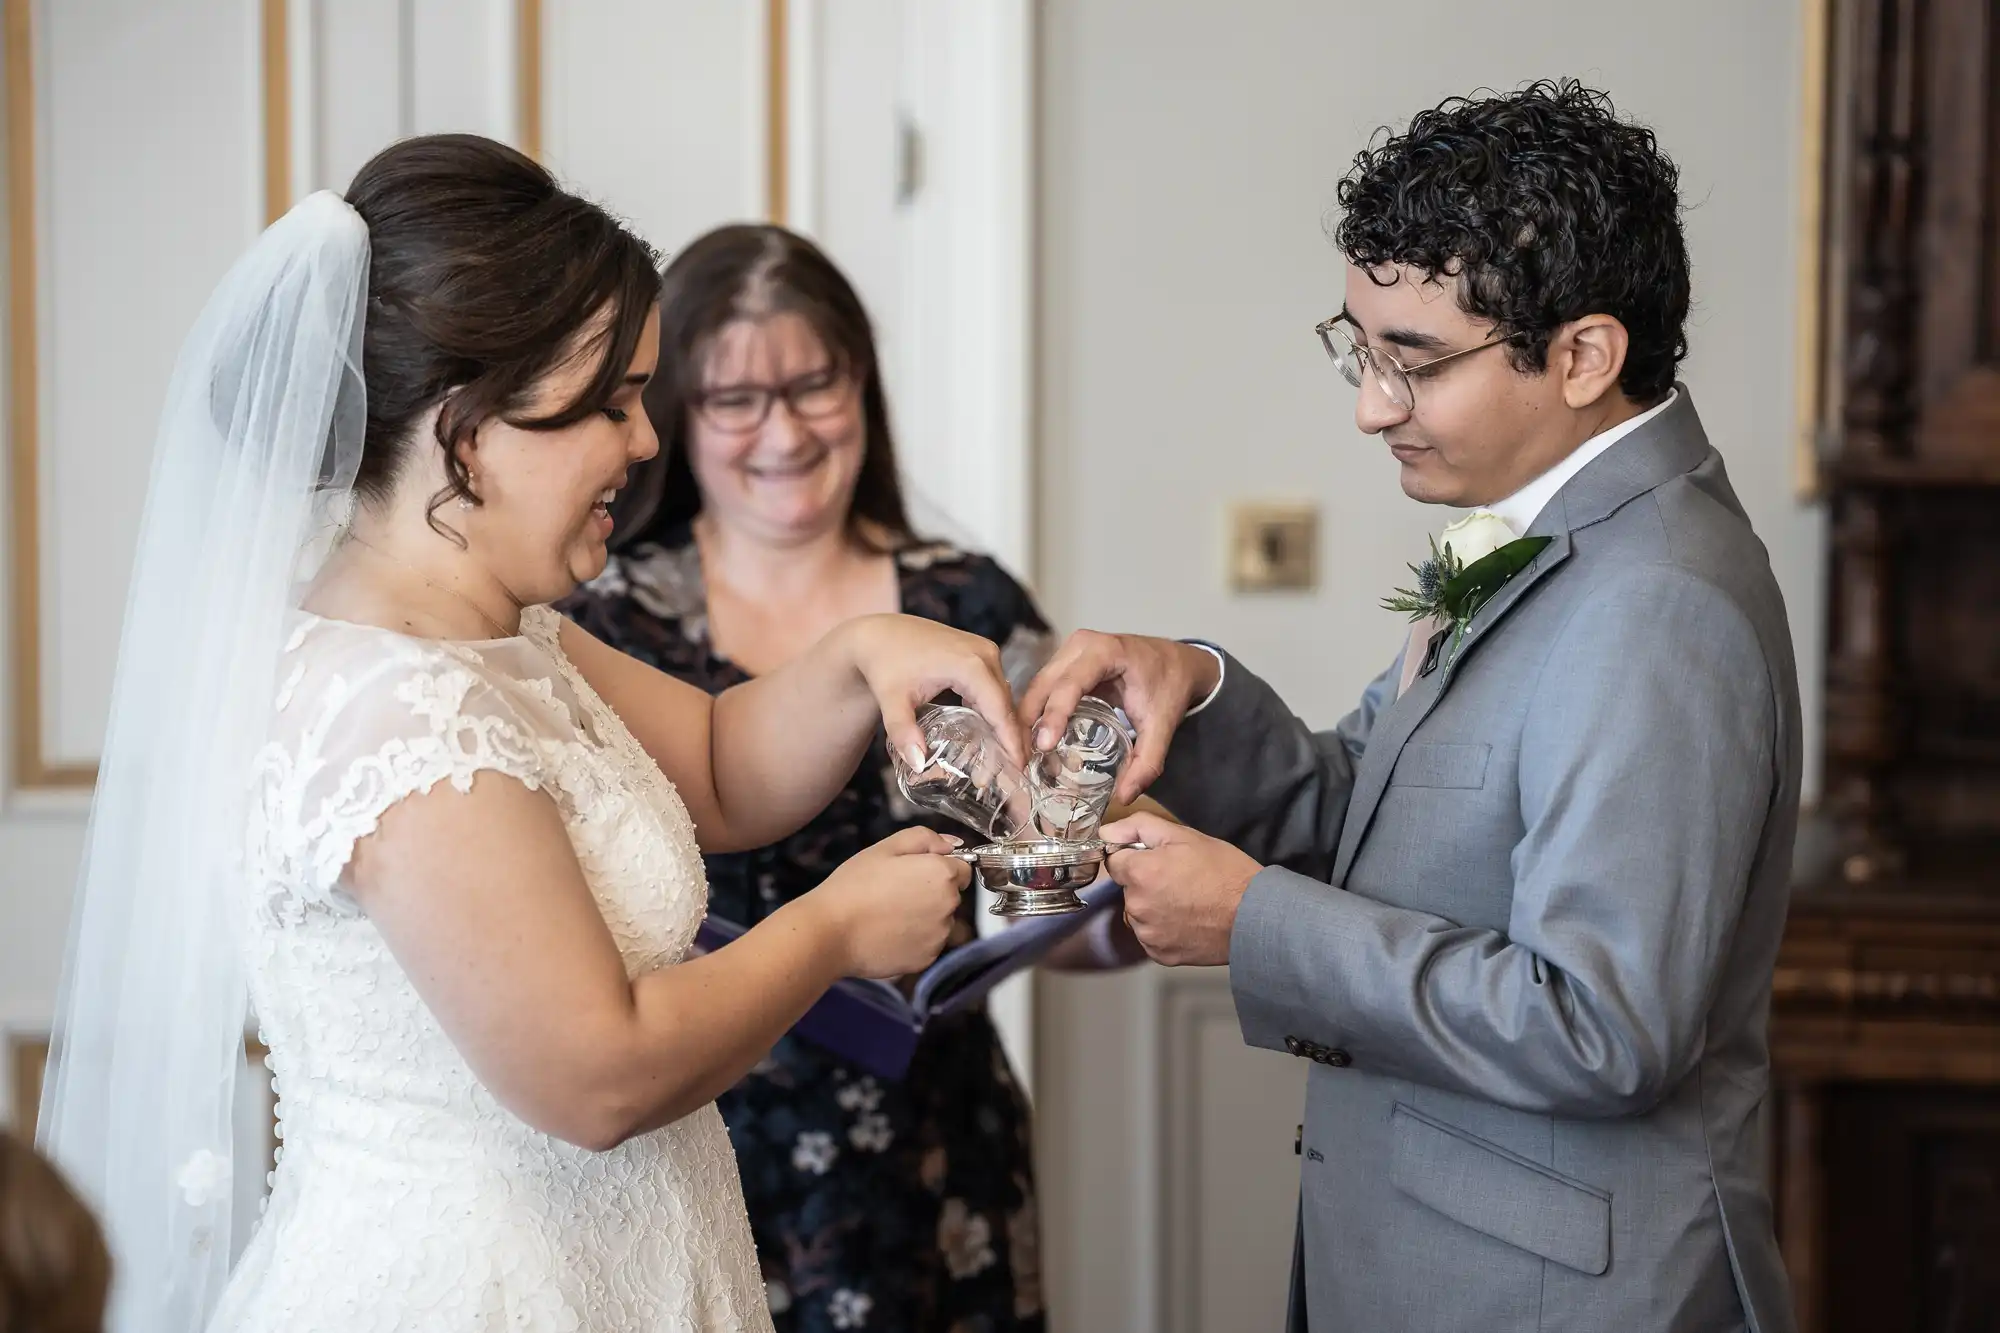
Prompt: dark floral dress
<box><xmin>558</xmin><ymin>524</ymin><xmax>1055</xmax><ymax>1333</ymax></box>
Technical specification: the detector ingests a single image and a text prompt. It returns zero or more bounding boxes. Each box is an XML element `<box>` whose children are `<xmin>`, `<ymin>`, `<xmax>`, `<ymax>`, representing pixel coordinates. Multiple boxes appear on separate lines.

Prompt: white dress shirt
<box><xmin>1486</xmin><ymin>388</ymin><xmax>1678</xmax><ymax>537</ymax></box>
<box><xmin>1183</xmin><ymin>388</ymin><xmax>1680</xmax><ymax>715</ymax></box>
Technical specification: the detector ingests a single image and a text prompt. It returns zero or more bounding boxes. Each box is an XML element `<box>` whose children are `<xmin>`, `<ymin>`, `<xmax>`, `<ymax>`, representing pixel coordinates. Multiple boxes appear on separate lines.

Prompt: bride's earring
<box><xmin>459</xmin><ymin>472</ymin><xmax>477</xmax><ymax>511</ymax></box>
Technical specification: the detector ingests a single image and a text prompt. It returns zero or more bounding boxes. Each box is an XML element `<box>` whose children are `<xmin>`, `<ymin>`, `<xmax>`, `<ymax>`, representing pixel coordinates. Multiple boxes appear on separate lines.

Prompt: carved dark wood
<box><xmin>1922</xmin><ymin>1129</ymin><xmax>2000</xmax><ymax>1332</ymax></box>
<box><xmin>1824</xmin><ymin>489</ymin><xmax>1904</xmax><ymax>881</ymax></box>
<box><xmin>1801</xmin><ymin>1082</ymin><xmax>2000</xmax><ymax>1333</ymax></box>
<box><xmin>1772</xmin><ymin>901</ymin><xmax>2000</xmax><ymax>1332</ymax></box>
<box><xmin>1781</xmin><ymin>0</ymin><xmax>2000</xmax><ymax>1326</ymax></box>
<box><xmin>1822</xmin><ymin>0</ymin><xmax>2000</xmax><ymax>882</ymax></box>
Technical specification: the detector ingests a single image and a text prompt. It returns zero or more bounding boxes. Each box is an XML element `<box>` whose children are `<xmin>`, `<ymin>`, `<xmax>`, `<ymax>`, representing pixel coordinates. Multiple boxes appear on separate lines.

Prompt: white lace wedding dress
<box><xmin>209</xmin><ymin>605</ymin><xmax>773</xmax><ymax>1332</ymax></box>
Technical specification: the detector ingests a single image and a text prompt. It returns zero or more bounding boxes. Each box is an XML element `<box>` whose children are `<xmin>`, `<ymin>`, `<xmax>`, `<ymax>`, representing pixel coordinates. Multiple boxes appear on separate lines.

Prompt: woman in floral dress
<box><xmin>561</xmin><ymin>224</ymin><xmax>1082</xmax><ymax>1332</ymax></box>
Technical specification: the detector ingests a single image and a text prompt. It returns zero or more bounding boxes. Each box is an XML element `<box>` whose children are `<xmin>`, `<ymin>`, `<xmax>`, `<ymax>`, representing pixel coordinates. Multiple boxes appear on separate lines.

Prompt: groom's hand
<box><xmin>1018</xmin><ymin>631</ymin><xmax>1221</xmax><ymax>803</ymax></box>
<box><xmin>1100</xmin><ymin>813</ymin><xmax>1260</xmax><ymax>967</ymax></box>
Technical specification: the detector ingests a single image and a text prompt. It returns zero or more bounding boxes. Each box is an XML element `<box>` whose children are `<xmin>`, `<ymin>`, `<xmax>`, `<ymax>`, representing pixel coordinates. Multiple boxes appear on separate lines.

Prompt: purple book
<box><xmin>689</xmin><ymin>878</ymin><xmax>1124</xmax><ymax>1080</ymax></box>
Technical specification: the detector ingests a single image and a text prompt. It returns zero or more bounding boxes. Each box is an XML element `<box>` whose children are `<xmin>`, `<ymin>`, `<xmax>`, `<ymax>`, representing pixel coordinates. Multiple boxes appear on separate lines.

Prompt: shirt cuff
<box><xmin>1181</xmin><ymin>640</ymin><xmax>1226</xmax><ymax>717</ymax></box>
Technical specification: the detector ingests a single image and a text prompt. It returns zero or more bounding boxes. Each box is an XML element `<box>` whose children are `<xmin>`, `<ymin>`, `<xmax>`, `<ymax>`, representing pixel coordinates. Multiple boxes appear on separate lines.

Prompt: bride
<box><xmin>37</xmin><ymin>134</ymin><xmax>1027</xmax><ymax>1332</ymax></box>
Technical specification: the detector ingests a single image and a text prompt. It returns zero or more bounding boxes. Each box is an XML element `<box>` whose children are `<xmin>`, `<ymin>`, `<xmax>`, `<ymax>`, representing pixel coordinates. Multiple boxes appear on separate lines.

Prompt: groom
<box><xmin>1022</xmin><ymin>81</ymin><xmax>1800</xmax><ymax>1332</ymax></box>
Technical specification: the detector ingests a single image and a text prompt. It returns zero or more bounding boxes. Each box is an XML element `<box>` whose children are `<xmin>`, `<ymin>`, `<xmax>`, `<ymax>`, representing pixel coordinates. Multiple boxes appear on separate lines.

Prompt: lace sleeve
<box><xmin>251</xmin><ymin>622</ymin><xmax>561</xmax><ymax>916</ymax></box>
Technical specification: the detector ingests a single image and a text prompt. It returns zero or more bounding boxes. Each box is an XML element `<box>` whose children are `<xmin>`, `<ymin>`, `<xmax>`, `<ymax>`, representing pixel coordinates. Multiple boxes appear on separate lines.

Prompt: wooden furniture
<box><xmin>1772</xmin><ymin>902</ymin><xmax>2000</xmax><ymax>1330</ymax></box>
<box><xmin>1777</xmin><ymin>0</ymin><xmax>2000</xmax><ymax>1326</ymax></box>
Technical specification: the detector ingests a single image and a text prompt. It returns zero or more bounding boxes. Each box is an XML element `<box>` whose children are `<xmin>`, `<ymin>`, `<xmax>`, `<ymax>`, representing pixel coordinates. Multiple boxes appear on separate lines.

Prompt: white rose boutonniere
<box><xmin>1383</xmin><ymin>509</ymin><xmax>1554</xmax><ymax>675</ymax></box>
<box><xmin>1437</xmin><ymin>510</ymin><xmax>1517</xmax><ymax>567</ymax></box>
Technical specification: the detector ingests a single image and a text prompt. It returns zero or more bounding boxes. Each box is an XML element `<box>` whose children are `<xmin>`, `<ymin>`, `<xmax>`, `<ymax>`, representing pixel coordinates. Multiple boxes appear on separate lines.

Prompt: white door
<box><xmin>784</xmin><ymin>0</ymin><xmax>1037</xmax><ymax>1087</ymax></box>
<box><xmin>787</xmin><ymin>0</ymin><xmax>1030</xmax><ymax>567</ymax></box>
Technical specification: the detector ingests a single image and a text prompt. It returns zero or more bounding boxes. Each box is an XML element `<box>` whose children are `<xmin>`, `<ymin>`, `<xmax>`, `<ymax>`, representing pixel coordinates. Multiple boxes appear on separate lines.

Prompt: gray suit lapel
<box><xmin>1329</xmin><ymin>644</ymin><xmax>1440</xmax><ymax>886</ymax></box>
<box><xmin>1327</xmin><ymin>387</ymin><xmax>1713</xmax><ymax>888</ymax></box>
<box><xmin>1329</xmin><ymin>532</ymin><xmax>1570</xmax><ymax>886</ymax></box>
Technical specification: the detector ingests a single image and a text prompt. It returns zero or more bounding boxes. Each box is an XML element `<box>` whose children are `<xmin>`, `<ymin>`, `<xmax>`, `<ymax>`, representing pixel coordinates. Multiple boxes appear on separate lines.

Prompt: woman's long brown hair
<box><xmin>610</xmin><ymin>224</ymin><xmax>916</xmax><ymax>554</ymax></box>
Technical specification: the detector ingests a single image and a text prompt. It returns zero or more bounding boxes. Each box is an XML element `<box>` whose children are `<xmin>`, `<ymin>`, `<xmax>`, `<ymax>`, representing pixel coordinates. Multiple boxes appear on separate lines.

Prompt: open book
<box><xmin>690</xmin><ymin>878</ymin><xmax>1123</xmax><ymax>1080</ymax></box>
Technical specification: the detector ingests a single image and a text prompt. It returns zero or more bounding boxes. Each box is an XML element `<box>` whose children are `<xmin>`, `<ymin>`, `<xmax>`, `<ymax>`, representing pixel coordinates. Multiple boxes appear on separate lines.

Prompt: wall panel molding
<box><xmin>7</xmin><ymin>2</ymin><xmax>544</xmax><ymax>794</ymax></box>
<box><xmin>1158</xmin><ymin>971</ymin><xmax>1239</xmax><ymax>1333</ymax></box>
<box><xmin>1155</xmin><ymin>969</ymin><xmax>1306</xmax><ymax>1333</ymax></box>
<box><xmin>766</xmin><ymin>0</ymin><xmax>787</xmax><ymax>223</ymax></box>
<box><xmin>6</xmin><ymin>0</ymin><xmax>288</xmax><ymax>792</ymax></box>
<box><xmin>4</xmin><ymin>0</ymin><xmax>88</xmax><ymax>790</ymax></box>
<box><xmin>11</xmin><ymin>1031</ymin><xmax>277</xmax><ymax>1169</ymax></box>
<box><xmin>8</xmin><ymin>1031</ymin><xmax>45</xmax><ymax>1135</ymax></box>
<box><xmin>1794</xmin><ymin>0</ymin><xmax>1833</xmax><ymax>500</ymax></box>
<box><xmin>516</xmin><ymin>0</ymin><xmax>541</xmax><ymax>160</ymax></box>
<box><xmin>262</xmin><ymin>0</ymin><xmax>290</xmax><ymax>224</ymax></box>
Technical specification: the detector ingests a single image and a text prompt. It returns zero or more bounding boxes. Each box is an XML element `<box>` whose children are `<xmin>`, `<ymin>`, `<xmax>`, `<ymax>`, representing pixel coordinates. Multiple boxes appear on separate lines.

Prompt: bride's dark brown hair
<box><xmin>344</xmin><ymin>134</ymin><xmax>662</xmax><ymax>531</ymax></box>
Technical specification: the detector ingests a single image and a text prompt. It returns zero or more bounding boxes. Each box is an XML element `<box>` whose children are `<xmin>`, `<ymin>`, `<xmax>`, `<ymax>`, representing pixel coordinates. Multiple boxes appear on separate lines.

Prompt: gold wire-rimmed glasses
<box><xmin>1314</xmin><ymin>313</ymin><xmax>1515</xmax><ymax>412</ymax></box>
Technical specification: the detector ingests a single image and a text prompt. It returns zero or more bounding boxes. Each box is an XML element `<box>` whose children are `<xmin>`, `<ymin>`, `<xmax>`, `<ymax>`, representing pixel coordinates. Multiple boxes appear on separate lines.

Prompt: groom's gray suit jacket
<box><xmin>1152</xmin><ymin>390</ymin><xmax>1800</xmax><ymax>1333</ymax></box>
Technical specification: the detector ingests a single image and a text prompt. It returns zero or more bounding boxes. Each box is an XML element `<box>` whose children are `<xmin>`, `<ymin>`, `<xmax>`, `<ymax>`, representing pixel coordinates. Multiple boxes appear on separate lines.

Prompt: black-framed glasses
<box><xmin>692</xmin><ymin>366</ymin><xmax>858</xmax><ymax>433</ymax></box>
<box><xmin>1315</xmin><ymin>314</ymin><xmax>1515</xmax><ymax>412</ymax></box>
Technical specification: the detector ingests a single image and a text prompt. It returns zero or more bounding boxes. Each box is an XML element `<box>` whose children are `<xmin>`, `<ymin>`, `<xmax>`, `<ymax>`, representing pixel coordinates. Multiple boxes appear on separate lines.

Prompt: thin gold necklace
<box><xmin>344</xmin><ymin>535</ymin><xmax>519</xmax><ymax>640</ymax></box>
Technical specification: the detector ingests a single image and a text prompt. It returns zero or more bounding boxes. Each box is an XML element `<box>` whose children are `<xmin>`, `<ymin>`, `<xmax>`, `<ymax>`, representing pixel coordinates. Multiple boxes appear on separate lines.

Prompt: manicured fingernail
<box><xmin>1035</xmin><ymin>727</ymin><xmax>1053</xmax><ymax>750</ymax></box>
<box><xmin>906</xmin><ymin>743</ymin><xmax>929</xmax><ymax>770</ymax></box>
<box><xmin>941</xmin><ymin>834</ymin><xmax>964</xmax><ymax>848</ymax></box>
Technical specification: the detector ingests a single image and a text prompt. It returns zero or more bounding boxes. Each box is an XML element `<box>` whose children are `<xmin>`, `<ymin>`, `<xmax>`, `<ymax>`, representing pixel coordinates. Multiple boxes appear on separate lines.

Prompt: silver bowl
<box><xmin>951</xmin><ymin>838</ymin><xmax>1139</xmax><ymax>917</ymax></box>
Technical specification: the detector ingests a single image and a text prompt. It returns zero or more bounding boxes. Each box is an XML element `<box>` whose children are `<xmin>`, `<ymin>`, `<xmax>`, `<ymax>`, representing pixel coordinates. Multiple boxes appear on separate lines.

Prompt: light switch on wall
<box><xmin>1229</xmin><ymin>502</ymin><xmax>1318</xmax><ymax>592</ymax></box>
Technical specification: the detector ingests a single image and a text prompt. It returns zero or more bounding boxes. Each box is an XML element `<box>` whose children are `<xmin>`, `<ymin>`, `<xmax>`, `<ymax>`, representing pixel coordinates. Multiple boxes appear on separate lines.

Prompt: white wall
<box><xmin>541</xmin><ymin>0</ymin><xmax>767</xmax><ymax>254</ymax></box>
<box><xmin>1032</xmin><ymin>2</ymin><xmax>1824</xmax><ymax>1328</ymax></box>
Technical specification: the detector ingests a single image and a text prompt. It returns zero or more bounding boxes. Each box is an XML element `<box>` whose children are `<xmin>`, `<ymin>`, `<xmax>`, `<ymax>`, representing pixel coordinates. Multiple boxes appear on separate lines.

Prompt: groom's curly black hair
<box><xmin>1334</xmin><ymin>78</ymin><xmax>1690</xmax><ymax>403</ymax></box>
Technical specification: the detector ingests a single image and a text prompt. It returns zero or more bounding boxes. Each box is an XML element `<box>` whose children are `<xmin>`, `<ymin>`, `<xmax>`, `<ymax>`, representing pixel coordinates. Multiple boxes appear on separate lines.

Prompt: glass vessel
<box><xmin>893</xmin><ymin>698</ymin><xmax>1140</xmax><ymax>915</ymax></box>
<box><xmin>1024</xmin><ymin>695</ymin><xmax>1134</xmax><ymax>841</ymax></box>
<box><xmin>892</xmin><ymin>704</ymin><xmax>1035</xmax><ymax>842</ymax></box>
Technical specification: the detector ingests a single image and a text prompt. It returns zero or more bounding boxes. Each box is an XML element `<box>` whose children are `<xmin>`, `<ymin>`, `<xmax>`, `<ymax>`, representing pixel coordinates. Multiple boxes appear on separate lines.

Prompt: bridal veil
<box><xmin>36</xmin><ymin>191</ymin><xmax>369</xmax><ymax>1332</ymax></box>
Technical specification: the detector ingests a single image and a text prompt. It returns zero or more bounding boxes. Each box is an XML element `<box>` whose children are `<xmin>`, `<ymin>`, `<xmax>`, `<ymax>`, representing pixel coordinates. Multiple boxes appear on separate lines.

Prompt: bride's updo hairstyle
<box><xmin>344</xmin><ymin>134</ymin><xmax>661</xmax><ymax>521</ymax></box>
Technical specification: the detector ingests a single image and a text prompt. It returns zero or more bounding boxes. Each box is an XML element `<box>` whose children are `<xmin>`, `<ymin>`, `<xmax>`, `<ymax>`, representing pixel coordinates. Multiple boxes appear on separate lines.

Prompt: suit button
<box><xmin>1284</xmin><ymin>1036</ymin><xmax>1305</xmax><ymax>1057</ymax></box>
<box><xmin>1326</xmin><ymin>1049</ymin><xmax>1351</xmax><ymax>1068</ymax></box>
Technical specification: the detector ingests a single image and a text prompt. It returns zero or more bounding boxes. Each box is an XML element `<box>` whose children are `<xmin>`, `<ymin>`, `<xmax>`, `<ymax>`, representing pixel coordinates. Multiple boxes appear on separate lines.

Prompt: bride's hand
<box><xmin>801</xmin><ymin>826</ymin><xmax>972</xmax><ymax>978</ymax></box>
<box><xmin>836</xmin><ymin>613</ymin><xmax>1027</xmax><ymax>771</ymax></box>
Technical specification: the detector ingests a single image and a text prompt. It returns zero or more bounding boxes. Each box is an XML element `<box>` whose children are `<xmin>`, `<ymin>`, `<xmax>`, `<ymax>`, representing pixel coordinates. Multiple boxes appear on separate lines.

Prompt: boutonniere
<box><xmin>1383</xmin><ymin>511</ymin><xmax>1553</xmax><ymax>674</ymax></box>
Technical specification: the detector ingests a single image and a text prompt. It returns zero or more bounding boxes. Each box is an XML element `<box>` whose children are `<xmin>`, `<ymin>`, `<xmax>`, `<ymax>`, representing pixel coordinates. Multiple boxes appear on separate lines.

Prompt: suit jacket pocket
<box><xmin>1387</xmin><ymin>741</ymin><xmax>1490</xmax><ymax>789</ymax></box>
<box><xmin>1389</xmin><ymin>1103</ymin><xmax>1610</xmax><ymax>1275</ymax></box>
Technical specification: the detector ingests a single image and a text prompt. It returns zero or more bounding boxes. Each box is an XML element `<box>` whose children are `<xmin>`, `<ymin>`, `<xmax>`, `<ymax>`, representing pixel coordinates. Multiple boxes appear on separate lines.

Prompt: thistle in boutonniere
<box><xmin>1382</xmin><ymin>510</ymin><xmax>1553</xmax><ymax>673</ymax></box>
